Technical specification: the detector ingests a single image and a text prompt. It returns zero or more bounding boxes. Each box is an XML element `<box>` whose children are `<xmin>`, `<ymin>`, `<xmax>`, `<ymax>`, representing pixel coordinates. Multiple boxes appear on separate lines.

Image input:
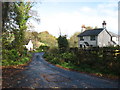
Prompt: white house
<box><xmin>77</xmin><ymin>21</ymin><xmax>119</xmax><ymax>48</ymax></box>
<box><xmin>24</xmin><ymin>40</ymin><xmax>33</xmax><ymax>51</ymax></box>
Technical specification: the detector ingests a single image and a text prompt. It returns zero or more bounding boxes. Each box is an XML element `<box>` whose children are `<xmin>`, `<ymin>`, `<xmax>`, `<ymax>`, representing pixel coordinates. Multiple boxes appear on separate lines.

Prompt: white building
<box><xmin>25</xmin><ymin>40</ymin><xmax>33</xmax><ymax>51</ymax></box>
<box><xmin>77</xmin><ymin>21</ymin><xmax>119</xmax><ymax>48</ymax></box>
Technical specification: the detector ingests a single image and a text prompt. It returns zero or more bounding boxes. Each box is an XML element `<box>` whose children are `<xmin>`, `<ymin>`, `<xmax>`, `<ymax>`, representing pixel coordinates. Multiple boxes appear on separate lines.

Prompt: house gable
<box><xmin>97</xmin><ymin>29</ymin><xmax>112</xmax><ymax>47</ymax></box>
<box><xmin>25</xmin><ymin>40</ymin><xmax>33</xmax><ymax>51</ymax></box>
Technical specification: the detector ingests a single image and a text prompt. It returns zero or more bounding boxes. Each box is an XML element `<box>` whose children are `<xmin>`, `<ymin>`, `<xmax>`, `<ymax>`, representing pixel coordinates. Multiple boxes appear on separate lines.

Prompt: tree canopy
<box><xmin>68</xmin><ymin>32</ymin><xmax>80</xmax><ymax>48</ymax></box>
<box><xmin>2</xmin><ymin>2</ymin><xmax>33</xmax><ymax>62</ymax></box>
<box><xmin>24</xmin><ymin>31</ymin><xmax>58</xmax><ymax>49</ymax></box>
<box><xmin>57</xmin><ymin>35</ymin><xmax>69</xmax><ymax>53</ymax></box>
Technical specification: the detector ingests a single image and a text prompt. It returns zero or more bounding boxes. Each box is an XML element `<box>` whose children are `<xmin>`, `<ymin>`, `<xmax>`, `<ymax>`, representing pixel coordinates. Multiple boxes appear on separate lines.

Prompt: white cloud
<box><xmin>31</xmin><ymin>3</ymin><xmax>118</xmax><ymax>38</ymax></box>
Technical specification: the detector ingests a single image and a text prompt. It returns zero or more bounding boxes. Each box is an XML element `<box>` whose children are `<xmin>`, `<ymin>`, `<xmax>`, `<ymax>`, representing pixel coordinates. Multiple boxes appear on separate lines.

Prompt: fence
<box><xmin>69</xmin><ymin>47</ymin><xmax>120</xmax><ymax>75</ymax></box>
<box><xmin>69</xmin><ymin>47</ymin><xmax>120</xmax><ymax>59</ymax></box>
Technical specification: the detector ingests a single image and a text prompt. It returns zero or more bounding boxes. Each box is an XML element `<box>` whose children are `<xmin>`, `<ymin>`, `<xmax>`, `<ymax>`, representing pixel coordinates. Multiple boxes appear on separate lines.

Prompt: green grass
<box><xmin>58</xmin><ymin>62</ymin><xmax>118</xmax><ymax>77</ymax></box>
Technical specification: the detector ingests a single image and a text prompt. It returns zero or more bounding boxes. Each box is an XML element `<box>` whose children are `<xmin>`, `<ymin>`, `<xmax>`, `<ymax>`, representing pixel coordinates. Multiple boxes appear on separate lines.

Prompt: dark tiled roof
<box><xmin>77</xmin><ymin>28</ymin><xmax>104</xmax><ymax>37</ymax></box>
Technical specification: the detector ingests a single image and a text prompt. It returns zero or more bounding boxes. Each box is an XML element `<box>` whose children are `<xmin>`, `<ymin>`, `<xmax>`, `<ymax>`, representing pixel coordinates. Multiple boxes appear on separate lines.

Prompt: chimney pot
<box><xmin>102</xmin><ymin>21</ymin><xmax>106</xmax><ymax>28</ymax></box>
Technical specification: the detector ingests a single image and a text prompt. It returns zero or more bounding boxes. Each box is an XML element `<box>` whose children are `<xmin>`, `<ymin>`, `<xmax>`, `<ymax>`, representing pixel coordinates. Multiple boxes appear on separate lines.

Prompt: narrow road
<box><xmin>2</xmin><ymin>52</ymin><xmax>120</xmax><ymax>88</ymax></box>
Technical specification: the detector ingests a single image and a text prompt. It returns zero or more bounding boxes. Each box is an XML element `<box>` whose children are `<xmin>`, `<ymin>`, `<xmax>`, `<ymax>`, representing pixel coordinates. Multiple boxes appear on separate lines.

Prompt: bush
<box><xmin>2</xmin><ymin>49</ymin><xmax>19</xmax><ymax>61</ymax></box>
<box><xmin>2</xmin><ymin>60</ymin><xmax>10</xmax><ymax>66</ymax></box>
<box><xmin>48</xmin><ymin>47</ymin><xmax>59</xmax><ymax>54</ymax></box>
<box><xmin>61</xmin><ymin>52</ymin><xmax>77</xmax><ymax>64</ymax></box>
<box><xmin>43</xmin><ymin>47</ymin><xmax>120</xmax><ymax>77</ymax></box>
<box><xmin>57</xmin><ymin>35</ymin><xmax>69</xmax><ymax>53</ymax></box>
<box><xmin>21</xmin><ymin>57</ymin><xmax>29</xmax><ymax>63</ymax></box>
<box><xmin>35</xmin><ymin>45</ymin><xmax>50</xmax><ymax>52</ymax></box>
<box><xmin>2</xmin><ymin>48</ymin><xmax>31</xmax><ymax>66</ymax></box>
<box><xmin>43</xmin><ymin>53</ymin><xmax>60</xmax><ymax>64</ymax></box>
<box><xmin>43</xmin><ymin>53</ymin><xmax>54</xmax><ymax>61</ymax></box>
<box><xmin>51</xmin><ymin>57</ymin><xmax>61</xmax><ymax>64</ymax></box>
<box><xmin>2</xmin><ymin>56</ymin><xmax>30</xmax><ymax>66</ymax></box>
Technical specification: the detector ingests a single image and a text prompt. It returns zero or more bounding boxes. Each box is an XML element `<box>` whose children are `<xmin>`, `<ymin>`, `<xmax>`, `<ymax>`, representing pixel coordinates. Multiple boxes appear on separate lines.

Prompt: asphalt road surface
<box><xmin>2</xmin><ymin>52</ymin><xmax>120</xmax><ymax>88</ymax></box>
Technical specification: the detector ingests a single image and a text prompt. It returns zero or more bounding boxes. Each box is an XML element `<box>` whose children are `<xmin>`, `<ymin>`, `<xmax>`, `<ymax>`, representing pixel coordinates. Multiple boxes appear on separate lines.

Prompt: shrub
<box><xmin>57</xmin><ymin>35</ymin><xmax>69</xmax><ymax>53</ymax></box>
<box><xmin>2</xmin><ymin>48</ymin><xmax>31</xmax><ymax>66</ymax></box>
<box><xmin>48</xmin><ymin>47</ymin><xmax>59</xmax><ymax>54</ymax></box>
<box><xmin>61</xmin><ymin>52</ymin><xmax>76</xmax><ymax>63</ymax></box>
<box><xmin>35</xmin><ymin>45</ymin><xmax>50</xmax><ymax>52</ymax></box>
<box><xmin>43</xmin><ymin>47</ymin><xmax>120</xmax><ymax>76</ymax></box>
<box><xmin>20</xmin><ymin>57</ymin><xmax>29</xmax><ymax>63</ymax></box>
<box><xmin>2</xmin><ymin>59</ymin><xmax>9</xmax><ymax>66</ymax></box>
<box><xmin>51</xmin><ymin>57</ymin><xmax>60</xmax><ymax>64</ymax></box>
<box><xmin>43</xmin><ymin>53</ymin><xmax>54</xmax><ymax>61</ymax></box>
<box><xmin>2</xmin><ymin>49</ymin><xmax>19</xmax><ymax>62</ymax></box>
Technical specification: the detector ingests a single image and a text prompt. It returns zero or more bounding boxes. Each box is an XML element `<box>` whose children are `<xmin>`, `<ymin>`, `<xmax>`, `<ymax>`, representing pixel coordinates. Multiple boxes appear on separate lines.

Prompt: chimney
<box><xmin>81</xmin><ymin>25</ymin><xmax>86</xmax><ymax>32</ymax></box>
<box><xmin>102</xmin><ymin>21</ymin><xmax>106</xmax><ymax>29</ymax></box>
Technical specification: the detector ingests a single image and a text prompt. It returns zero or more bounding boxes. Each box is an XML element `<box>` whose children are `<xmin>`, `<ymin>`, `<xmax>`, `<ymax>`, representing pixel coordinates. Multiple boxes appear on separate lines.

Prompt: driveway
<box><xmin>2</xmin><ymin>52</ymin><xmax>120</xmax><ymax>88</ymax></box>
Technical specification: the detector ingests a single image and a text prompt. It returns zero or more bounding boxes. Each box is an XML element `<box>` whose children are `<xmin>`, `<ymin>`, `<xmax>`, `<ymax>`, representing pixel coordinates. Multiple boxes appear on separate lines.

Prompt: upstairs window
<box><xmin>80</xmin><ymin>36</ymin><xmax>84</xmax><ymax>41</ymax></box>
<box><xmin>90</xmin><ymin>36</ymin><xmax>96</xmax><ymax>41</ymax></box>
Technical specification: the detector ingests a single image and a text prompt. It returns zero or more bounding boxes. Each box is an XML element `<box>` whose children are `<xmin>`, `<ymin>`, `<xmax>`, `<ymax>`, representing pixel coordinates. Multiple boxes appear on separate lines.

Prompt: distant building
<box><xmin>77</xmin><ymin>21</ymin><xmax>119</xmax><ymax>48</ymax></box>
<box><xmin>24</xmin><ymin>40</ymin><xmax>33</xmax><ymax>51</ymax></box>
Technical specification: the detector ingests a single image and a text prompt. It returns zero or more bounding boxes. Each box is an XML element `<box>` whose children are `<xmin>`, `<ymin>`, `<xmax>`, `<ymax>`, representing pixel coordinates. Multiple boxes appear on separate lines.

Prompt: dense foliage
<box><xmin>2</xmin><ymin>2</ymin><xmax>33</xmax><ymax>66</ymax></box>
<box><xmin>57</xmin><ymin>35</ymin><xmax>69</xmax><ymax>53</ymax></box>
<box><xmin>68</xmin><ymin>32</ymin><xmax>80</xmax><ymax>48</ymax></box>
<box><xmin>24</xmin><ymin>31</ymin><xmax>58</xmax><ymax>49</ymax></box>
<box><xmin>38</xmin><ymin>31</ymin><xmax>58</xmax><ymax>48</ymax></box>
<box><xmin>35</xmin><ymin>45</ymin><xmax>50</xmax><ymax>53</ymax></box>
<box><xmin>43</xmin><ymin>47</ymin><xmax>120</xmax><ymax>78</ymax></box>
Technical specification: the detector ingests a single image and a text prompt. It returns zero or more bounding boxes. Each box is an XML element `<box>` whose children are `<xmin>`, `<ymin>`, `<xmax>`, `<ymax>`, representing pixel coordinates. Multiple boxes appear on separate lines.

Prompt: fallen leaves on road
<box><xmin>2</xmin><ymin>60</ymin><xmax>32</xmax><ymax>88</ymax></box>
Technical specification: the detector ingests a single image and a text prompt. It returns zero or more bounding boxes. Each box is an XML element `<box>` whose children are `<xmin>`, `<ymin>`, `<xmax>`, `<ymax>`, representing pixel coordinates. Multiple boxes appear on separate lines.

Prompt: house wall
<box><xmin>97</xmin><ymin>30</ymin><xmax>111</xmax><ymax>47</ymax></box>
<box><xmin>112</xmin><ymin>37</ymin><xmax>118</xmax><ymax>45</ymax></box>
<box><xmin>25</xmin><ymin>40</ymin><xmax>33</xmax><ymax>51</ymax></box>
<box><xmin>78</xmin><ymin>36</ymin><xmax>97</xmax><ymax>47</ymax></box>
<box><xmin>116</xmin><ymin>36</ymin><xmax>120</xmax><ymax>45</ymax></box>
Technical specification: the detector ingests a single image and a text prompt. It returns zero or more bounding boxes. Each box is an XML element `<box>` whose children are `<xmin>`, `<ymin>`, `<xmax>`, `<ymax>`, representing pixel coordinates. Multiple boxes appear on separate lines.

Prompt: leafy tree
<box><xmin>38</xmin><ymin>31</ymin><xmax>58</xmax><ymax>48</ymax></box>
<box><xmin>86</xmin><ymin>26</ymin><xmax>98</xmax><ymax>29</ymax></box>
<box><xmin>12</xmin><ymin>2</ymin><xmax>33</xmax><ymax>56</ymax></box>
<box><xmin>24</xmin><ymin>31</ymin><xmax>58</xmax><ymax>49</ymax></box>
<box><xmin>2</xmin><ymin>2</ymin><xmax>14</xmax><ymax>50</ymax></box>
<box><xmin>85</xmin><ymin>26</ymin><xmax>93</xmax><ymax>30</ymax></box>
<box><xmin>2</xmin><ymin>2</ymin><xmax>33</xmax><ymax>62</ymax></box>
<box><xmin>81</xmin><ymin>25</ymin><xmax>98</xmax><ymax>32</ymax></box>
<box><xmin>24</xmin><ymin>31</ymin><xmax>39</xmax><ymax>48</ymax></box>
<box><xmin>69</xmin><ymin>32</ymin><xmax>80</xmax><ymax>48</ymax></box>
<box><xmin>57</xmin><ymin>35</ymin><xmax>69</xmax><ymax>53</ymax></box>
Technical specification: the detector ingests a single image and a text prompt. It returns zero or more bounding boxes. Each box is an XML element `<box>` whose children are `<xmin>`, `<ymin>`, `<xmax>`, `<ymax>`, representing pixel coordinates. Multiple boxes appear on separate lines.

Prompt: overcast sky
<box><xmin>29</xmin><ymin>0</ymin><xmax>119</xmax><ymax>38</ymax></box>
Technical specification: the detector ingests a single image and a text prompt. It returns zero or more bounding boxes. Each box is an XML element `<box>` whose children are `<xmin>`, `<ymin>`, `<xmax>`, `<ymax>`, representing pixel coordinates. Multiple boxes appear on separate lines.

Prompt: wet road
<box><xmin>2</xmin><ymin>52</ymin><xmax>120</xmax><ymax>88</ymax></box>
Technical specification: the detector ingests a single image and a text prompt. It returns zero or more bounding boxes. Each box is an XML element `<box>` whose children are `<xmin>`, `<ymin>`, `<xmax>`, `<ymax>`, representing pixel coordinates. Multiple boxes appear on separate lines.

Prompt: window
<box><xmin>80</xmin><ymin>36</ymin><xmax>84</xmax><ymax>41</ymax></box>
<box><xmin>90</xmin><ymin>36</ymin><xmax>96</xmax><ymax>41</ymax></box>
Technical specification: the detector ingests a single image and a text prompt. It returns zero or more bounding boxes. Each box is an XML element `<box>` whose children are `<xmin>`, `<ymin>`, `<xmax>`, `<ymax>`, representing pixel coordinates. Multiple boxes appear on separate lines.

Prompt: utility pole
<box><xmin>59</xmin><ymin>27</ymin><xmax>61</xmax><ymax>36</ymax></box>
